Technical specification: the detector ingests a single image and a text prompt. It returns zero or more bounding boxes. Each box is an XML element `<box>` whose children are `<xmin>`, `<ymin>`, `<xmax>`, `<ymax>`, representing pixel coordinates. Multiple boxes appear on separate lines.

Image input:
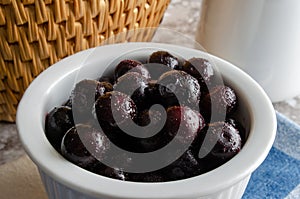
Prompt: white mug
<box><xmin>196</xmin><ymin>0</ymin><xmax>300</xmax><ymax>102</ymax></box>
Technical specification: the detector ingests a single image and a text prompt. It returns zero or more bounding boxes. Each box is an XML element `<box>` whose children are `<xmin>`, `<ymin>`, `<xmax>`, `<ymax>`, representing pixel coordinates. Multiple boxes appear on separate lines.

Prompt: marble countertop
<box><xmin>1</xmin><ymin>0</ymin><xmax>300</xmax><ymax>166</ymax></box>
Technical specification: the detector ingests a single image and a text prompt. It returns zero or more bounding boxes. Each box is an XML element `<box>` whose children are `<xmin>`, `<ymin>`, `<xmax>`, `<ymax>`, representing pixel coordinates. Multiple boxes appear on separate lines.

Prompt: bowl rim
<box><xmin>17</xmin><ymin>42</ymin><xmax>277</xmax><ymax>199</ymax></box>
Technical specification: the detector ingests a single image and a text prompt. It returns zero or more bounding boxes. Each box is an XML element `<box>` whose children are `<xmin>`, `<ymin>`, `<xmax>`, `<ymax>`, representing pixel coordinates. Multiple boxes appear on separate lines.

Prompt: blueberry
<box><xmin>61</xmin><ymin>124</ymin><xmax>110</xmax><ymax>169</ymax></box>
<box><xmin>95</xmin><ymin>81</ymin><xmax>113</xmax><ymax>100</ymax></box>
<box><xmin>71</xmin><ymin>80</ymin><xmax>101</xmax><ymax>122</ymax></box>
<box><xmin>129</xmin><ymin>172</ymin><xmax>165</xmax><ymax>182</ymax></box>
<box><xmin>45</xmin><ymin>106</ymin><xmax>74</xmax><ymax>152</ymax></box>
<box><xmin>165</xmin><ymin>106</ymin><xmax>206</xmax><ymax>145</ymax></box>
<box><xmin>95</xmin><ymin>91</ymin><xmax>137</xmax><ymax>127</ymax></box>
<box><xmin>149</xmin><ymin>51</ymin><xmax>179</xmax><ymax>70</ymax></box>
<box><xmin>114</xmin><ymin>59</ymin><xmax>151</xmax><ymax>80</ymax></box>
<box><xmin>182</xmin><ymin>58</ymin><xmax>214</xmax><ymax>89</ymax></box>
<box><xmin>162</xmin><ymin>150</ymin><xmax>203</xmax><ymax>181</ymax></box>
<box><xmin>113</xmin><ymin>72</ymin><xmax>148</xmax><ymax>109</ymax></box>
<box><xmin>136</xmin><ymin>108</ymin><xmax>169</xmax><ymax>152</ymax></box>
<box><xmin>157</xmin><ymin>70</ymin><xmax>201</xmax><ymax>108</ymax></box>
<box><xmin>199</xmin><ymin>121</ymin><xmax>242</xmax><ymax>171</ymax></box>
<box><xmin>100</xmin><ymin>167</ymin><xmax>128</xmax><ymax>181</ymax></box>
<box><xmin>98</xmin><ymin>75</ymin><xmax>115</xmax><ymax>85</ymax></box>
<box><xmin>226</xmin><ymin>117</ymin><xmax>247</xmax><ymax>144</ymax></box>
<box><xmin>200</xmin><ymin>85</ymin><xmax>237</xmax><ymax>122</ymax></box>
<box><xmin>142</xmin><ymin>80</ymin><xmax>163</xmax><ymax>110</ymax></box>
<box><xmin>181</xmin><ymin>57</ymin><xmax>215</xmax><ymax>95</ymax></box>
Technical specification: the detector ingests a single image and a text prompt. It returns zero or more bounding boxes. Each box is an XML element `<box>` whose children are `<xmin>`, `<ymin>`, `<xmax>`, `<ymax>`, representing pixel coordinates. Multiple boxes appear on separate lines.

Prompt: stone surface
<box><xmin>161</xmin><ymin>0</ymin><xmax>202</xmax><ymax>38</ymax></box>
<box><xmin>0</xmin><ymin>155</ymin><xmax>47</xmax><ymax>199</ymax></box>
<box><xmin>0</xmin><ymin>123</ymin><xmax>25</xmax><ymax>165</ymax></box>
<box><xmin>274</xmin><ymin>96</ymin><xmax>300</xmax><ymax>125</ymax></box>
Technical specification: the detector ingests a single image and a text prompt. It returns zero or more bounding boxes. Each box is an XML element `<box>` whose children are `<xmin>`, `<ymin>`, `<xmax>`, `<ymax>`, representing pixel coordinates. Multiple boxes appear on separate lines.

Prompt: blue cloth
<box><xmin>243</xmin><ymin>112</ymin><xmax>300</xmax><ymax>199</ymax></box>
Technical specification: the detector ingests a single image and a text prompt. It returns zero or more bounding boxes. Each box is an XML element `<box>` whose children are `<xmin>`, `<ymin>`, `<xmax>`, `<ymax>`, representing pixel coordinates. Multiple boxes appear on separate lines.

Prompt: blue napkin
<box><xmin>243</xmin><ymin>112</ymin><xmax>300</xmax><ymax>199</ymax></box>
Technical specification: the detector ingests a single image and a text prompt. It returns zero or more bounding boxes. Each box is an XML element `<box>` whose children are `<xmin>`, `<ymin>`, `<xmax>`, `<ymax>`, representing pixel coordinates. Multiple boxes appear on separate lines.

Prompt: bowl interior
<box><xmin>17</xmin><ymin>42</ymin><xmax>276</xmax><ymax>199</ymax></box>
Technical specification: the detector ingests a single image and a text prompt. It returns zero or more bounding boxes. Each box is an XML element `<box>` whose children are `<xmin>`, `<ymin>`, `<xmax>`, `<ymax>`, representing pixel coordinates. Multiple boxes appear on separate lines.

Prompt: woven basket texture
<box><xmin>0</xmin><ymin>0</ymin><xmax>170</xmax><ymax>122</ymax></box>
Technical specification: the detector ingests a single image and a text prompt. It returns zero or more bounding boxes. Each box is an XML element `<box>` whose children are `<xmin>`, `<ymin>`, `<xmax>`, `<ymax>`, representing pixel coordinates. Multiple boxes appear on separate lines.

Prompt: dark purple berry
<box><xmin>182</xmin><ymin>58</ymin><xmax>214</xmax><ymax>88</ymax></box>
<box><xmin>71</xmin><ymin>79</ymin><xmax>101</xmax><ymax>122</ymax></box>
<box><xmin>113</xmin><ymin>72</ymin><xmax>148</xmax><ymax>109</ymax></box>
<box><xmin>165</xmin><ymin>106</ymin><xmax>206</xmax><ymax>144</ymax></box>
<box><xmin>138</xmin><ymin>109</ymin><xmax>165</xmax><ymax>130</ymax></box>
<box><xmin>45</xmin><ymin>106</ymin><xmax>74</xmax><ymax>152</ymax></box>
<box><xmin>144</xmin><ymin>62</ymin><xmax>172</xmax><ymax>80</ymax></box>
<box><xmin>200</xmin><ymin>85</ymin><xmax>237</xmax><ymax>122</ymax></box>
<box><xmin>163</xmin><ymin>150</ymin><xmax>203</xmax><ymax>181</ymax></box>
<box><xmin>96</xmin><ymin>124</ymin><xmax>137</xmax><ymax>152</ymax></box>
<box><xmin>101</xmin><ymin>167</ymin><xmax>128</xmax><ymax>181</ymax></box>
<box><xmin>129</xmin><ymin>172</ymin><xmax>165</xmax><ymax>182</ymax></box>
<box><xmin>94</xmin><ymin>152</ymin><xmax>132</xmax><ymax>181</ymax></box>
<box><xmin>104</xmin><ymin>151</ymin><xmax>133</xmax><ymax>169</ymax></box>
<box><xmin>114</xmin><ymin>59</ymin><xmax>141</xmax><ymax>78</ymax></box>
<box><xmin>98</xmin><ymin>75</ymin><xmax>115</xmax><ymax>85</ymax></box>
<box><xmin>95</xmin><ymin>81</ymin><xmax>113</xmax><ymax>100</ymax></box>
<box><xmin>101</xmin><ymin>111</ymin><xmax>167</xmax><ymax>153</ymax></box>
<box><xmin>95</xmin><ymin>91</ymin><xmax>137</xmax><ymax>126</ymax></box>
<box><xmin>202</xmin><ymin>121</ymin><xmax>242</xmax><ymax>165</ymax></box>
<box><xmin>149</xmin><ymin>51</ymin><xmax>179</xmax><ymax>70</ymax></box>
<box><xmin>135</xmin><ymin>109</ymin><xmax>169</xmax><ymax>152</ymax></box>
<box><xmin>115</xmin><ymin>59</ymin><xmax>150</xmax><ymax>80</ymax></box>
<box><xmin>61</xmin><ymin>124</ymin><xmax>110</xmax><ymax>169</ymax></box>
<box><xmin>130</xmin><ymin>65</ymin><xmax>151</xmax><ymax>80</ymax></box>
<box><xmin>157</xmin><ymin>70</ymin><xmax>201</xmax><ymax>108</ymax></box>
<box><xmin>226</xmin><ymin>118</ymin><xmax>246</xmax><ymax>144</ymax></box>
<box><xmin>142</xmin><ymin>80</ymin><xmax>163</xmax><ymax>109</ymax></box>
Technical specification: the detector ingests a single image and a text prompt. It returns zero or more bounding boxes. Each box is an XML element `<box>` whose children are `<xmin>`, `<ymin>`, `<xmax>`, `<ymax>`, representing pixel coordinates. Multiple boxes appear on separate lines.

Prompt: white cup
<box><xmin>196</xmin><ymin>0</ymin><xmax>300</xmax><ymax>102</ymax></box>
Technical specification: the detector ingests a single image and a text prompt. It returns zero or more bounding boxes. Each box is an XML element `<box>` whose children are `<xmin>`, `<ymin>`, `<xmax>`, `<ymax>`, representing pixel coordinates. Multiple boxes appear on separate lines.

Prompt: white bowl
<box><xmin>17</xmin><ymin>43</ymin><xmax>276</xmax><ymax>199</ymax></box>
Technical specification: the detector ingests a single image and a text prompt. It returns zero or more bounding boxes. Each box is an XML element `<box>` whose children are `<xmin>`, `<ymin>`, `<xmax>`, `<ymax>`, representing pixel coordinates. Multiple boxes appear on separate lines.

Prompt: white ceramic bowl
<box><xmin>17</xmin><ymin>43</ymin><xmax>276</xmax><ymax>199</ymax></box>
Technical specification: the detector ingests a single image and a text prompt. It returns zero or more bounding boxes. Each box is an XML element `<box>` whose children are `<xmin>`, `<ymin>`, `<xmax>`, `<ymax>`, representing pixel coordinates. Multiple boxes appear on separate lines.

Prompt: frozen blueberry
<box><xmin>199</xmin><ymin>121</ymin><xmax>242</xmax><ymax>171</ymax></box>
<box><xmin>149</xmin><ymin>51</ymin><xmax>180</xmax><ymax>70</ymax></box>
<box><xmin>114</xmin><ymin>72</ymin><xmax>148</xmax><ymax>109</ymax></box>
<box><xmin>157</xmin><ymin>70</ymin><xmax>201</xmax><ymax>108</ymax></box>
<box><xmin>71</xmin><ymin>80</ymin><xmax>101</xmax><ymax>122</ymax></box>
<box><xmin>165</xmin><ymin>106</ymin><xmax>206</xmax><ymax>145</ymax></box>
<box><xmin>61</xmin><ymin>124</ymin><xmax>110</xmax><ymax>169</ymax></box>
<box><xmin>115</xmin><ymin>59</ymin><xmax>151</xmax><ymax>80</ymax></box>
<box><xmin>162</xmin><ymin>150</ymin><xmax>203</xmax><ymax>181</ymax></box>
<box><xmin>200</xmin><ymin>85</ymin><xmax>237</xmax><ymax>122</ymax></box>
<box><xmin>45</xmin><ymin>106</ymin><xmax>74</xmax><ymax>152</ymax></box>
<box><xmin>95</xmin><ymin>91</ymin><xmax>137</xmax><ymax>126</ymax></box>
<box><xmin>182</xmin><ymin>58</ymin><xmax>214</xmax><ymax>88</ymax></box>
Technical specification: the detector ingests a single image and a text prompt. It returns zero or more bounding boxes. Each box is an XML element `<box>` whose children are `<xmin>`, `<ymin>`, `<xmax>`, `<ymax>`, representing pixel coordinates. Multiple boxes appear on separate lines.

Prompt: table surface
<box><xmin>1</xmin><ymin>0</ymin><xmax>300</xmax><ymax>166</ymax></box>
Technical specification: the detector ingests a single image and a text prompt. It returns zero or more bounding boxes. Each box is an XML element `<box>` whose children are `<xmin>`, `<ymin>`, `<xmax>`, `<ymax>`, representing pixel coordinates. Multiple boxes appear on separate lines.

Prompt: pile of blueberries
<box><xmin>45</xmin><ymin>51</ymin><xmax>246</xmax><ymax>182</ymax></box>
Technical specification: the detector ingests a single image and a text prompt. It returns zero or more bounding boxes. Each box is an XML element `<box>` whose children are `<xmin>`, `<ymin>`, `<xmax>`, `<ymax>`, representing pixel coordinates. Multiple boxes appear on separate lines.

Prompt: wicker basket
<box><xmin>0</xmin><ymin>0</ymin><xmax>170</xmax><ymax>122</ymax></box>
